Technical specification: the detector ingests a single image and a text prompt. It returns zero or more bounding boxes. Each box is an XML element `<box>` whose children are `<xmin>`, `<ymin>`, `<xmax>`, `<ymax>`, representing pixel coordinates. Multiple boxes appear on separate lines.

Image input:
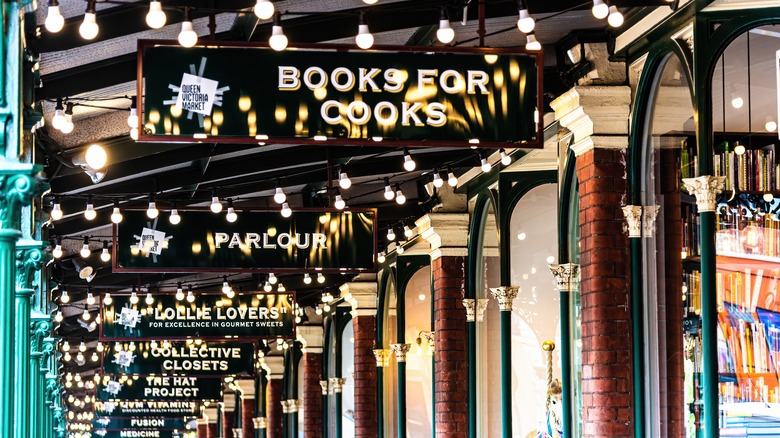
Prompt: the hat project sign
<box><xmin>96</xmin><ymin>376</ymin><xmax>223</xmax><ymax>401</ymax></box>
<box><xmin>138</xmin><ymin>41</ymin><xmax>543</xmax><ymax>148</ymax></box>
<box><xmin>101</xmin><ymin>292</ymin><xmax>294</xmax><ymax>340</ymax></box>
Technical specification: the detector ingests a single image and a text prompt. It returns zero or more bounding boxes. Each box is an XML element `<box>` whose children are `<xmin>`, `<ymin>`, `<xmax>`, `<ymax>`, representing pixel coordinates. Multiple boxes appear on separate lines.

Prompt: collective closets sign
<box><xmin>102</xmin><ymin>341</ymin><xmax>255</xmax><ymax>376</ymax></box>
<box><xmin>101</xmin><ymin>293</ymin><xmax>294</xmax><ymax>339</ymax></box>
<box><xmin>113</xmin><ymin>209</ymin><xmax>376</xmax><ymax>273</ymax></box>
<box><xmin>137</xmin><ymin>41</ymin><xmax>542</xmax><ymax>148</ymax></box>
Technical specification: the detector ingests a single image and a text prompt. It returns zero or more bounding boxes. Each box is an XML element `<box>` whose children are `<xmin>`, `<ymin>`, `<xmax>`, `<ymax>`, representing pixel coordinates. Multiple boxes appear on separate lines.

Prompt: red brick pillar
<box><xmin>302</xmin><ymin>353</ymin><xmax>323</xmax><ymax>438</ymax></box>
<box><xmin>223</xmin><ymin>410</ymin><xmax>235</xmax><ymax>438</ymax></box>
<box><xmin>242</xmin><ymin>397</ymin><xmax>254</xmax><ymax>438</ymax></box>
<box><xmin>198</xmin><ymin>419</ymin><xmax>208</xmax><ymax>438</ymax></box>
<box><xmin>353</xmin><ymin>315</ymin><xmax>378</xmax><ymax>437</ymax></box>
<box><xmin>267</xmin><ymin>379</ymin><xmax>284</xmax><ymax>438</ymax></box>
<box><xmin>207</xmin><ymin>423</ymin><xmax>217</xmax><ymax>438</ymax></box>
<box><xmin>576</xmin><ymin>147</ymin><xmax>632</xmax><ymax>437</ymax></box>
<box><xmin>432</xmin><ymin>255</ymin><xmax>468</xmax><ymax>438</ymax></box>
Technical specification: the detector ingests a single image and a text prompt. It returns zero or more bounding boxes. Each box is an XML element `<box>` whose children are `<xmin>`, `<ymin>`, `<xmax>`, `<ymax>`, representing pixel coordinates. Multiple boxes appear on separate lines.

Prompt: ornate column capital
<box><xmin>462</xmin><ymin>298</ymin><xmax>490</xmax><ymax>322</ymax></box>
<box><xmin>372</xmin><ymin>348</ymin><xmax>391</xmax><ymax>367</ymax></box>
<box><xmin>643</xmin><ymin>205</ymin><xmax>660</xmax><ymax>237</ymax></box>
<box><xmin>15</xmin><ymin>239</ymin><xmax>46</xmax><ymax>291</ymax></box>
<box><xmin>329</xmin><ymin>377</ymin><xmax>347</xmax><ymax>393</ymax></box>
<box><xmin>281</xmin><ymin>399</ymin><xmax>301</xmax><ymax>413</ymax></box>
<box><xmin>319</xmin><ymin>379</ymin><xmax>329</xmax><ymax>395</ymax></box>
<box><xmin>489</xmin><ymin>286</ymin><xmax>518</xmax><ymax>311</ymax></box>
<box><xmin>621</xmin><ymin>205</ymin><xmax>643</xmax><ymax>238</ymax></box>
<box><xmin>232</xmin><ymin>428</ymin><xmax>243</xmax><ymax>438</ymax></box>
<box><xmin>549</xmin><ymin>264</ymin><xmax>580</xmax><ymax>292</ymax></box>
<box><xmin>682</xmin><ymin>175</ymin><xmax>726</xmax><ymax>213</ymax></box>
<box><xmin>252</xmin><ymin>417</ymin><xmax>267</xmax><ymax>429</ymax></box>
<box><xmin>0</xmin><ymin>161</ymin><xmax>42</xmax><ymax>231</ymax></box>
<box><xmin>389</xmin><ymin>343</ymin><xmax>411</xmax><ymax>362</ymax></box>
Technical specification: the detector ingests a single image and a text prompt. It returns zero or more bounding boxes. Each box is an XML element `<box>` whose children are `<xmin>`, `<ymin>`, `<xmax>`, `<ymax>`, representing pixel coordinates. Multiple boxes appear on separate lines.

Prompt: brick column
<box><xmin>577</xmin><ymin>147</ymin><xmax>632</xmax><ymax>437</ymax></box>
<box><xmin>198</xmin><ymin>419</ymin><xmax>208</xmax><ymax>438</ymax></box>
<box><xmin>208</xmin><ymin>423</ymin><xmax>217</xmax><ymax>438</ymax></box>
<box><xmin>267</xmin><ymin>379</ymin><xmax>284</xmax><ymax>438</ymax></box>
<box><xmin>417</xmin><ymin>213</ymin><xmax>469</xmax><ymax>438</ymax></box>
<box><xmin>242</xmin><ymin>397</ymin><xmax>254</xmax><ymax>438</ymax></box>
<box><xmin>223</xmin><ymin>410</ymin><xmax>235</xmax><ymax>438</ymax></box>
<box><xmin>342</xmin><ymin>276</ymin><xmax>379</xmax><ymax>438</ymax></box>
<box><xmin>303</xmin><ymin>353</ymin><xmax>323</xmax><ymax>438</ymax></box>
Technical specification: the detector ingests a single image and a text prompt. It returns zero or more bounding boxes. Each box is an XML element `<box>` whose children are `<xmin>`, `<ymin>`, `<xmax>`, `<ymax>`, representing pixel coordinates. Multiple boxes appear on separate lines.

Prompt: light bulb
<box><xmin>87</xmin><ymin>292</ymin><xmax>96</xmax><ymax>306</ymax></box>
<box><xmin>274</xmin><ymin>187</ymin><xmax>286</xmax><ymax>204</ymax></box>
<box><xmin>276</xmin><ymin>284</ymin><xmax>285</xmax><ymax>293</ymax></box>
<box><xmin>323</xmin><ymin>304</ymin><xmax>331</xmax><ymax>312</ymax></box>
<box><xmin>222</xmin><ymin>277</ymin><xmax>231</xmax><ymax>294</ymax></box>
<box><xmin>403</xmin><ymin>149</ymin><xmax>416</xmax><ymax>171</ymax></box>
<box><xmin>101</xmin><ymin>247</ymin><xmax>111</xmax><ymax>262</ymax></box>
<box><xmin>52</xmin><ymin>101</ymin><xmax>66</xmax><ymax>130</ymax></box>
<box><xmin>82</xmin><ymin>308</ymin><xmax>91</xmax><ymax>321</ymax></box>
<box><xmin>254</xmin><ymin>0</ymin><xmax>275</xmax><ymax>20</ymax></box>
<box><xmin>315</xmin><ymin>307</ymin><xmax>323</xmax><ymax>315</ymax></box>
<box><xmin>91</xmin><ymin>352</ymin><xmax>99</xmax><ymax>362</ymax></box>
<box><xmin>356</xmin><ymin>24</ymin><xmax>374</xmax><ymax>50</ymax></box>
<box><xmin>63</xmin><ymin>352</ymin><xmax>71</xmax><ymax>362</ymax></box>
<box><xmin>264</xmin><ymin>281</ymin><xmax>272</xmax><ymax>292</ymax></box>
<box><xmin>55</xmin><ymin>310</ymin><xmax>63</xmax><ymax>322</ymax></box>
<box><xmin>146</xmin><ymin>200</ymin><xmax>159</xmax><ymax>219</ymax></box>
<box><xmin>210</xmin><ymin>194</ymin><xmax>222</xmax><ymax>213</ymax></box>
<box><xmin>178</xmin><ymin>21</ymin><xmax>198</xmax><ymax>48</ymax></box>
<box><xmin>397</xmin><ymin>244</ymin><xmax>404</xmax><ymax>254</ymax></box>
<box><xmin>763</xmin><ymin>193</ymin><xmax>774</xmax><ymax>202</ymax></box>
<box><xmin>363</xmin><ymin>0</ymin><xmax>378</xmax><ymax>4</ymax></box>
<box><xmin>437</xmin><ymin>12</ymin><xmax>455</xmax><ymax>44</ymax></box>
<box><xmin>517</xmin><ymin>9</ymin><xmax>535</xmax><ymax>33</ymax></box>
<box><xmin>186</xmin><ymin>289</ymin><xmax>195</xmax><ymax>303</ymax></box>
<box><xmin>111</xmin><ymin>206</ymin><xmax>123</xmax><ymax>224</ymax></box>
<box><xmin>383</xmin><ymin>179</ymin><xmax>395</xmax><ymax>200</ymax></box>
<box><xmin>51</xmin><ymin>199</ymin><xmax>63</xmax><ymax>221</ymax></box>
<box><xmin>145</xmin><ymin>293</ymin><xmax>154</xmax><ymax>305</ymax></box>
<box><xmin>226</xmin><ymin>199</ymin><xmax>237</xmax><ymax>222</ymax></box>
<box><xmin>269</xmin><ymin>273</ymin><xmax>278</xmax><ymax>284</ymax></box>
<box><xmin>734</xmin><ymin>143</ymin><xmax>746</xmax><ymax>156</ymax></box>
<box><xmin>281</xmin><ymin>202</ymin><xmax>292</xmax><ymax>217</ymax></box>
<box><xmin>45</xmin><ymin>1</ymin><xmax>65</xmax><ymax>33</ymax></box>
<box><xmin>79</xmin><ymin>341</ymin><xmax>87</xmax><ymax>352</ymax></box>
<box><xmin>84</xmin><ymin>201</ymin><xmax>97</xmax><ymax>221</ymax></box>
<box><xmin>448</xmin><ymin>170</ymin><xmax>458</xmax><ymax>186</ymax></box>
<box><xmin>317</xmin><ymin>273</ymin><xmax>325</xmax><ymax>283</ymax></box>
<box><xmin>731</xmin><ymin>96</ymin><xmax>744</xmax><ymax>109</ymax></box>
<box><xmin>526</xmin><ymin>33</ymin><xmax>541</xmax><ymax>51</ymax></box>
<box><xmin>387</xmin><ymin>228</ymin><xmax>396</xmax><ymax>241</ymax></box>
<box><xmin>404</xmin><ymin>226</ymin><xmax>413</xmax><ymax>238</ymax></box>
<box><xmin>303</xmin><ymin>273</ymin><xmax>312</xmax><ymax>284</ymax></box>
<box><xmin>500</xmin><ymin>148</ymin><xmax>512</xmax><ymax>165</ymax></box>
<box><xmin>62</xmin><ymin>340</ymin><xmax>70</xmax><ymax>352</ymax></box>
<box><xmin>481</xmin><ymin>157</ymin><xmax>491</xmax><ymax>173</ymax></box>
<box><xmin>176</xmin><ymin>283</ymin><xmax>184</xmax><ymax>301</ymax></box>
<box><xmin>432</xmin><ymin>171</ymin><xmax>444</xmax><ymax>188</ymax></box>
<box><xmin>127</xmin><ymin>108</ymin><xmax>138</xmax><ymax>129</ymax></box>
<box><xmin>592</xmin><ymin>0</ymin><xmax>609</xmax><ymax>19</ymax></box>
<box><xmin>269</xmin><ymin>16</ymin><xmax>288</xmax><ymax>52</ymax></box>
<box><xmin>334</xmin><ymin>195</ymin><xmax>346</xmax><ymax>210</ymax></box>
<box><xmin>79</xmin><ymin>7</ymin><xmax>99</xmax><ymax>40</ymax></box>
<box><xmin>145</xmin><ymin>1</ymin><xmax>167</xmax><ymax>29</ymax></box>
<box><xmin>766</xmin><ymin>119</ymin><xmax>777</xmax><ymax>132</ymax></box>
<box><xmin>130</xmin><ymin>291</ymin><xmax>138</xmax><ymax>304</ymax></box>
<box><xmin>103</xmin><ymin>293</ymin><xmax>112</xmax><ymax>305</ymax></box>
<box><xmin>60</xmin><ymin>114</ymin><xmax>74</xmax><ymax>134</ymax></box>
<box><xmin>97</xmin><ymin>342</ymin><xmax>104</xmax><ymax>352</ymax></box>
<box><xmin>377</xmin><ymin>252</ymin><xmax>386</xmax><ymax>263</ymax></box>
<box><xmin>130</xmin><ymin>127</ymin><xmax>139</xmax><ymax>140</ymax></box>
<box><xmin>418</xmin><ymin>293</ymin><xmax>426</xmax><ymax>301</ymax></box>
<box><xmin>395</xmin><ymin>186</ymin><xmax>406</xmax><ymax>204</ymax></box>
<box><xmin>339</xmin><ymin>171</ymin><xmax>352</xmax><ymax>189</ymax></box>
<box><xmin>52</xmin><ymin>243</ymin><xmax>63</xmax><ymax>259</ymax></box>
<box><xmin>169</xmin><ymin>208</ymin><xmax>181</xmax><ymax>225</ymax></box>
<box><xmin>607</xmin><ymin>6</ymin><xmax>624</xmax><ymax>27</ymax></box>
<box><xmin>80</xmin><ymin>238</ymin><xmax>91</xmax><ymax>258</ymax></box>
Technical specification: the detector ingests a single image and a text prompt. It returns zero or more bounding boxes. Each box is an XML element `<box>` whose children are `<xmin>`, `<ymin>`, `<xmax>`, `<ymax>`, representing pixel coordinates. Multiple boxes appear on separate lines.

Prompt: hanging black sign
<box><xmin>96</xmin><ymin>376</ymin><xmax>223</xmax><ymax>401</ymax></box>
<box><xmin>102</xmin><ymin>341</ymin><xmax>255</xmax><ymax>376</ymax></box>
<box><xmin>93</xmin><ymin>417</ymin><xmax>191</xmax><ymax>430</ymax></box>
<box><xmin>113</xmin><ymin>209</ymin><xmax>376</xmax><ymax>273</ymax></box>
<box><xmin>95</xmin><ymin>400</ymin><xmax>202</xmax><ymax>417</ymax></box>
<box><xmin>92</xmin><ymin>429</ymin><xmax>186</xmax><ymax>438</ymax></box>
<box><xmin>101</xmin><ymin>292</ymin><xmax>294</xmax><ymax>340</ymax></box>
<box><xmin>138</xmin><ymin>41</ymin><xmax>543</xmax><ymax>148</ymax></box>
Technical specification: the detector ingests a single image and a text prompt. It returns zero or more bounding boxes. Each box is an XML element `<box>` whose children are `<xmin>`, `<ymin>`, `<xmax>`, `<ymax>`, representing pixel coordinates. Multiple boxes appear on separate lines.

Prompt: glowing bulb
<box><xmin>763</xmin><ymin>193</ymin><xmax>774</xmax><ymax>202</ymax></box>
<box><xmin>387</xmin><ymin>228</ymin><xmax>396</xmax><ymax>241</ymax></box>
<box><xmin>281</xmin><ymin>202</ymin><xmax>292</xmax><ymax>217</ymax></box>
<box><xmin>79</xmin><ymin>342</ymin><xmax>87</xmax><ymax>352</ymax></box>
<box><xmin>45</xmin><ymin>2</ymin><xmax>65</xmax><ymax>33</ymax></box>
<box><xmin>448</xmin><ymin>169</ymin><xmax>458</xmax><ymax>187</ymax></box>
<box><xmin>166</xmin><ymin>209</ymin><xmax>180</xmax><ymax>226</ymax></box>
<box><xmin>269</xmin><ymin>25</ymin><xmax>288</xmax><ymax>51</ymax></box>
<box><xmin>130</xmin><ymin>292</ymin><xmax>138</xmax><ymax>304</ymax></box>
<box><xmin>146</xmin><ymin>200</ymin><xmax>159</xmax><ymax>219</ymax></box>
<box><xmin>383</xmin><ymin>180</ymin><xmax>395</xmax><ymax>200</ymax></box>
<box><xmin>397</xmin><ymin>245</ymin><xmax>405</xmax><ymax>255</ymax></box>
<box><xmin>317</xmin><ymin>273</ymin><xmax>325</xmax><ymax>284</ymax></box>
<box><xmin>731</xmin><ymin>96</ymin><xmax>744</xmax><ymax>109</ymax></box>
<box><xmin>274</xmin><ymin>187</ymin><xmax>286</xmax><ymax>204</ymax></box>
<box><xmin>334</xmin><ymin>195</ymin><xmax>346</xmax><ymax>210</ymax></box>
<box><xmin>437</xmin><ymin>17</ymin><xmax>455</xmax><ymax>44</ymax></box>
<box><xmin>145</xmin><ymin>1</ymin><xmax>167</xmax><ymax>29</ymax></box>
<box><xmin>79</xmin><ymin>10</ymin><xmax>99</xmax><ymax>40</ymax></box>
<box><xmin>526</xmin><ymin>33</ymin><xmax>541</xmax><ymax>51</ymax></box>
<box><xmin>303</xmin><ymin>273</ymin><xmax>312</xmax><ymax>285</ymax></box>
<box><xmin>546</xmin><ymin>255</ymin><xmax>556</xmax><ymax>264</ymax></box>
<box><xmin>52</xmin><ymin>243</ymin><xmax>63</xmax><ymax>259</ymax></box>
<box><xmin>517</xmin><ymin>9</ymin><xmax>535</xmax><ymax>33</ymax></box>
<box><xmin>480</xmin><ymin>157</ymin><xmax>492</xmax><ymax>173</ymax></box>
<box><xmin>186</xmin><ymin>289</ymin><xmax>195</xmax><ymax>303</ymax></box>
<box><xmin>225</xmin><ymin>199</ymin><xmax>238</xmax><ymax>222</ymax></box>
<box><xmin>87</xmin><ymin>292</ymin><xmax>95</xmax><ymax>306</ymax></box>
<box><xmin>210</xmin><ymin>194</ymin><xmax>222</xmax><ymax>213</ymax></box>
<box><xmin>356</xmin><ymin>24</ymin><xmax>374</xmax><ymax>49</ymax></box>
<box><xmin>145</xmin><ymin>293</ymin><xmax>154</xmax><ymax>305</ymax></box>
<box><xmin>418</xmin><ymin>293</ymin><xmax>426</xmax><ymax>301</ymax></box>
<box><xmin>269</xmin><ymin>274</ymin><xmax>278</xmax><ymax>284</ymax></box>
<box><xmin>55</xmin><ymin>310</ymin><xmax>63</xmax><ymax>322</ymax></box>
<box><xmin>101</xmin><ymin>247</ymin><xmax>111</xmax><ymax>262</ymax></box>
<box><xmin>91</xmin><ymin>352</ymin><xmax>99</xmax><ymax>362</ymax></box>
<box><xmin>339</xmin><ymin>171</ymin><xmax>352</xmax><ymax>189</ymax></box>
<box><xmin>127</xmin><ymin>107</ymin><xmax>138</xmax><ymax>129</ymax></box>
<box><xmin>254</xmin><ymin>0</ymin><xmax>275</xmax><ymax>20</ymax></box>
<box><xmin>607</xmin><ymin>6</ymin><xmax>624</xmax><ymax>27</ymax></box>
<box><xmin>766</xmin><ymin>119</ymin><xmax>777</xmax><ymax>132</ymax></box>
<box><xmin>403</xmin><ymin>149</ymin><xmax>416</xmax><ymax>171</ymax></box>
<box><xmin>432</xmin><ymin>171</ymin><xmax>444</xmax><ymax>188</ymax></box>
<box><xmin>500</xmin><ymin>149</ymin><xmax>512</xmax><ymax>165</ymax></box>
<box><xmin>84</xmin><ymin>201</ymin><xmax>97</xmax><ymax>221</ymax></box>
<box><xmin>518</xmin><ymin>232</ymin><xmax>527</xmax><ymax>240</ymax></box>
<box><xmin>404</xmin><ymin>226</ymin><xmax>413</xmax><ymax>238</ymax></box>
<box><xmin>222</xmin><ymin>277</ymin><xmax>231</xmax><ymax>294</ymax></box>
<box><xmin>51</xmin><ymin>200</ymin><xmax>63</xmax><ymax>221</ymax></box>
<box><xmin>734</xmin><ymin>143</ymin><xmax>746</xmax><ymax>156</ymax></box>
<box><xmin>264</xmin><ymin>281</ymin><xmax>272</xmax><ymax>292</ymax></box>
<box><xmin>323</xmin><ymin>304</ymin><xmax>331</xmax><ymax>312</ymax></box>
<box><xmin>103</xmin><ymin>293</ymin><xmax>112</xmax><ymax>305</ymax></box>
<box><xmin>377</xmin><ymin>252</ymin><xmax>386</xmax><ymax>263</ymax></box>
<box><xmin>82</xmin><ymin>308</ymin><xmax>91</xmax><ymax>321</ymax></box>
<box><xmin>111</xmin><ymin>206</ymin><xmax>123</xmax><ymax>224</ymax></box>
<box><xmin>176</xmin><ymin>284</ymin><xmax>184</xmax><ymax>301</ymax></box>
<box><xmin>80</xmin><ymin>239</ymin><xmax>91</xmax><ymax>258</ymax></box>
<box><xmin>178</xmin><ymin>21</ymin><xmax>198</xmax><ymax>48</ymax></box>
<box><xmin>592</xmin><ymin>0</ymin><xmax>609</xmax><ymax>19</ymax></box>
<box><xmin>395</xmin><ymin>186</ymin><xmax>406</xmax><ymax>204</ymax></box>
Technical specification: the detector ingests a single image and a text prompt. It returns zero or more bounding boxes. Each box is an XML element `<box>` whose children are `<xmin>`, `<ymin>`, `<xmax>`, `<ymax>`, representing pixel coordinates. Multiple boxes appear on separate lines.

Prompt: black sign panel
<box><xmin>102</xmin><ymin>341</ymin><xmax>255</xmax><ymax>376</ymax></box>
<box><xmin>113</xmin><ymin>209</ymin><xmax>376</xmax><ymax>273</ymax></box>
<box><xmin>93</xmin><ymin>430</ymin><xmax>186</xmax><ymax>438</ymax></box>
<box><xmin>97</xmin><ymin>376</ymin><xmax>223</xmax><ymax>401</ymax></box>
<box><xmin>101</xmin><ymin>293</ymin><xmax>294</xmax><ymax>340</ymax></box>
<box><xmin>95</xmin><ymin>400</ymin><xmax>201</xmax><ymax>417</ymax></box>
<box><xmin>139</xmin><ymin>41</ymin><xmax>542</xmax><ymax>148</ymax></box>
<box><xmin>93</xmin><ymin>417</ymin><xmax>191</xmax><ymax>430</ymax></box>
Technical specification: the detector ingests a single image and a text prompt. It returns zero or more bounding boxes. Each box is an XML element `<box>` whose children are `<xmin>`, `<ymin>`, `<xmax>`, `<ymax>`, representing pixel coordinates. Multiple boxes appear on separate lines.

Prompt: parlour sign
<box><xmin>113</xmin><ymin>209</ymin><xmax>376</xmax><ymax>273</ymax></box>
<box><xmin>96</xmin><ymin>376</ymin><xmax>223</xmax><ymax>401</ymax></box>
<box><xmin>102</xmin><ymin>341</ymin><xmax>255</xmax><ymax>376</ymax></box>
<box><xmin>138</xmin><ymin>41</ymin><xmax>542</xmax><ymax>148</ymax></box>
<box><xmin>95</xmin><ymin>400</ymin><xmax>201</xmax><ymax>417</ymax></box>
<box><xmin>101</xmin><ymin>293</ymin><xmax>294</xmax><ymax>340</ymax></box>
<box><xmin>92</xmin><ymin>417</ymin><xmax>191</xmax><ymax>430</ymax></box>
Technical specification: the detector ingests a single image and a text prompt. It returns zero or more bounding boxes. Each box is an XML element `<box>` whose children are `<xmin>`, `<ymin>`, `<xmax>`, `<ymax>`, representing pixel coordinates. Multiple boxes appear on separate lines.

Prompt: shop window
<box><xmin>475</xmin><ymin>198</ymin><xmax>501</xmax><ymax>437</ymax></box>
<box><xmin>404</xmin><ymin>267</ymin><xmax>433</xmax><ymax>436</ymax></box>
<box><xmin>508</xmin><ymin>183</ymin><xmax>560</xmax><ymax>436</ymax></box>
<box><xmin>342</xmin><ymin>321</ymin><xmax>356</xmax><ymax>438</ymax></box>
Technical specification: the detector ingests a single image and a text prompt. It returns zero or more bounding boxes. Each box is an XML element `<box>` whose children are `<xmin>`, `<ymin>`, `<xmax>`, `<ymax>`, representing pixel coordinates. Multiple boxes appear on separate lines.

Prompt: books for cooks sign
<box><xmin>102</xmin><ymin>341</ymin><xmax>255</xmax><ymax>376</ymax></box>
<box><xmin>113</xmin><ymin>209</ymin><xmax>376</xmax><ymax>273</ymax></box>
<box><xmin>101</xmin><ymin>292</ymin><xmax>294</xmax><ymax>340</ymax></box>
<box><xmin>138</xmin><ymin>41</ymin><xmax>542</xmax><ymax>148</ymax></box>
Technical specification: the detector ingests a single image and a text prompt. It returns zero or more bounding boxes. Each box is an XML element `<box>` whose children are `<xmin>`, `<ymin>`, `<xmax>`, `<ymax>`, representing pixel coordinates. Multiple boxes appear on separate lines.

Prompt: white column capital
<box><xmin>462</xmin><ymin>298</ymin><xmax>490</xmax><ymax>322</ymax></box>
<box><xmin>389</xmin><ymin>343</ymin><xmax>411</xmax><ymax>362</ymax></box>
<box><xmin>329</xmin><ymin>377</ymin><xmax>347</xmax><ymax>393</ymax></box>
<box><xmin>621</xmin><ymin>205</ymin><xmax>643</xmax><ymax>238</ymax></box>
<box><xmin>683</xmin><ymin>175</ymin><xmax>726</xmax><ymax>213</ymax></box>
<box><xmin>489</xmin><ymin>286</ymin><xmax>518</xmax><ymax>311</ymax></box>
<box><xmin>643</xmin><ymin>205</ymin><xmax>660</xmax><ymax>238</ymax></box>
<box><xmin>252</xmin><ymin>417</ymin><xmax>267</xmax><ymax>429</ymax></box>
<box><xmin>319</xmin><ymin>380</ymin><xmax>329</xmax><ymax>395</ymax></box>
<box><xmin>373</xmin><ymin>348</ymin><xmax>391</xmax><ymax>367</ymax></box>
<box><xmin>548</xmin><ymin>264</ymin><xmax>580</xmax><ymax>292</ymax></box>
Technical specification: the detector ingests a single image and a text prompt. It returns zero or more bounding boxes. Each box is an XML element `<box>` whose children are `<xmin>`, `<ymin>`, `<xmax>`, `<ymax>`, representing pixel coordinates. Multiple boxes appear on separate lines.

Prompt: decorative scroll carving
<box><xmin>549</xmin><ymin>264</ymin><xmax>581</xmax><ymax>292</ymax></box>
<box><xmin>389</xmin><ymin>343</ymin><xmax>411</xmax><ymax>362</ymax></box>
<box><xmin>489</xmin><ymin>286</ymin><xmax>518</xmax><ymax>311</ymax></box>
<box><xmin>682</xmin><ymin>175</ymin><xmax>726</xmax><ymax>213</ymax></box>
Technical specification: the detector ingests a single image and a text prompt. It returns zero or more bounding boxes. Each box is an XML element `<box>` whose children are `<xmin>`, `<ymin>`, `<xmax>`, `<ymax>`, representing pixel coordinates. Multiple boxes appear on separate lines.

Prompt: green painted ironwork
<box><xmin>499</xmin><ymin>309</ymin><xmax>512</xmax><ymax>438</ymax></box>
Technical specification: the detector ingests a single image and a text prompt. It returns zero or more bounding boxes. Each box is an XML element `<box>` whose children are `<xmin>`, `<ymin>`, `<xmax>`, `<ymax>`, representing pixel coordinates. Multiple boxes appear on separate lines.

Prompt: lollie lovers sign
<box><xmin>138</xmin><ymin>41</ymin><xmax>542</xmax><ymax>147</ymax></box>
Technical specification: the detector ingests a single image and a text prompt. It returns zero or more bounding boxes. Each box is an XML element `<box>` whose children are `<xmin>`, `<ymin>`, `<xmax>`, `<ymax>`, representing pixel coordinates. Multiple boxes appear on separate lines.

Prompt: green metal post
<box><xmin>500</xmin><ymin>309</ymin><xmax>512</xmax><ymax>438</ymax></box>
<box><xmin>629</xmin><ymin>238</ymin><xmax>645</xmax><ymax>438</ymax></box>
<box><xmin>397</xmin><ymin>361</ymin><xmax>406</xmax><ymax>438</ymax></box>
<box><xmin>0</xmin><ymin>230</ymin><xmax>20</xmax><ymax>438</ymax></box>
<box><xmin>13</xmin><ymin>287</ymin><xmax>33</xmax><ymax>438</ymax></box>
<box><xmin>699</xmin><ymin>211</ymin><xmax>718</xmax><ymax>436</ymax></box>
<box><xmin>559</xmin><ymin>292</ymin><xmax>572</xmax><ymax>438</ymax></box>
<box><xmin>376</xmin><ymin>367</ymin><xmax>384</xmax><ymax>438</ymax></box>
<box><xmin>335</xmin><ymin>383</ymin><xmax>343</xmax><ymax>438</ymax></box>
<box><xmin>256</xmin><ymin>371</ymin><xmax>267</xmax><ymax>438</ymax></box>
